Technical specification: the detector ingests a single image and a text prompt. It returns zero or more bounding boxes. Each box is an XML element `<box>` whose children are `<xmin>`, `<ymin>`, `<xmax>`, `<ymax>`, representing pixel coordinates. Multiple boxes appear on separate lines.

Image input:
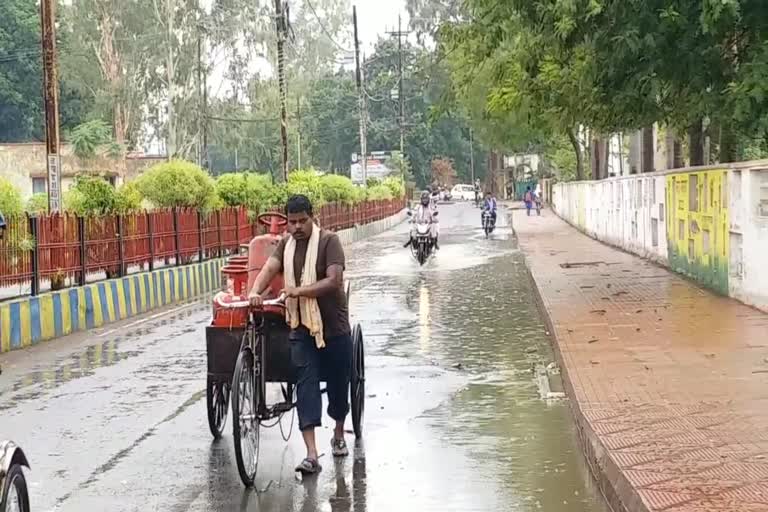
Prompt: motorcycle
<box><xmin>407</xmin><ymin>210</ymin><xmax>437</xmax><ymax>265</ymax></box>
<box><xmin>482</xmin><ymin>209</ymin><xmax>496</xmax><ymax>238</ymax></box>
<box><xmin>0</xmin><ymin>441</ymin><xmax>30</xmax><ymax>512</ymax></box>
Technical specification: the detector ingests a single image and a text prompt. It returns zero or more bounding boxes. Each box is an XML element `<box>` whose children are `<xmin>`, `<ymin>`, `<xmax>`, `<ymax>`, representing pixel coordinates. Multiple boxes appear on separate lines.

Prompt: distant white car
<box><xmin>451</xmin><ymin>184</ymin><xmax>477</xmax><ymax>201</ymax></box>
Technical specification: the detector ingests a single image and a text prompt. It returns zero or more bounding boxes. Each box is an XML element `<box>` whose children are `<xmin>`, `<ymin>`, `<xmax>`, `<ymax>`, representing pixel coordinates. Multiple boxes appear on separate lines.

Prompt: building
<box><xmin>0</xmin><ymin>143</ymin><xmax>165</xmax><ymax>198</ymax></box>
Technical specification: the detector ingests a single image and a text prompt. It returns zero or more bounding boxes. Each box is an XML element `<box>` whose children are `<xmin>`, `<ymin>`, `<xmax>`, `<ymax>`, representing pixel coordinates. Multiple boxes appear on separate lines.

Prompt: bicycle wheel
<box><xmin>350</xmin><ymin>324</ymin><xmax>365</xmax><ymax>439</ymax></box>
<box><xmin>232</xmin><ymin>348</ymin><xmax>260</xmax><ymax>487</ymax></box>
<box><xmin>206</xmin><ymin>376</ymin><xmax>230</xmax><ymax>439</ymax></box>
<box><xmin>0</xmin><ymin>464</ymin><xmax>30</xmax><ymax>512</ymax></box>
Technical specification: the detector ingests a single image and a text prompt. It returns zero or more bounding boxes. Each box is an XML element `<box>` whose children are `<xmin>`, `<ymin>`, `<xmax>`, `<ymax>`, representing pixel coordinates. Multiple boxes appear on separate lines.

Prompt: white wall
<box><xmin>729</xmin><ymin>166</ymin><xmax>768</xmax><ymax>311</ymax></box>
<box><xmin>553</xmin><ymin>162</ymin><xmax>768</xmax><ymax>313</ymax></box>
<box><xmin>553</xmin><ymin>175</ymin><xmax>668</xmax><ymax>264</ymax></box>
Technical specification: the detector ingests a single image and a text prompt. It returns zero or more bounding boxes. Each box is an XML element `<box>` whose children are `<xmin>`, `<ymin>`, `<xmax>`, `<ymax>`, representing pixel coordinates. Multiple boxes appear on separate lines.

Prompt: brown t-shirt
<box><xmin>271</xmin><ymin>229</ymin><xmax>351</xmax><ymax>337</ymax></box>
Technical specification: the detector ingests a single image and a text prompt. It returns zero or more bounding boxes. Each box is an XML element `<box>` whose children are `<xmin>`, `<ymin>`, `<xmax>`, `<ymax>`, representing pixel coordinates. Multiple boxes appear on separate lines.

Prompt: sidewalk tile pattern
<box><xmin>515</xmin><ymin>211</ymin><xmax>768</xmax><ymax>512</ymax></box>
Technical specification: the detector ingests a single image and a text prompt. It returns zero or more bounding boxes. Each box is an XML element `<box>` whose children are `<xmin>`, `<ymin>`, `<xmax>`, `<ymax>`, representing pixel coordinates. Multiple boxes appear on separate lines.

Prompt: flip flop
<box><xmin>295</xmin><ymin>458</ymin><xmax>322</xmax><ymax>475</ymax></box>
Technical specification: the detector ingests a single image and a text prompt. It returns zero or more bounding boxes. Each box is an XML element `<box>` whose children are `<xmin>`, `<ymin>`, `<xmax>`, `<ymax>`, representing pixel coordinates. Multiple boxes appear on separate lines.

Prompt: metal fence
<box><xmin>0</xmin><ymin>198</ymin><xmax>405</xmax><ymax>300</ymax></box>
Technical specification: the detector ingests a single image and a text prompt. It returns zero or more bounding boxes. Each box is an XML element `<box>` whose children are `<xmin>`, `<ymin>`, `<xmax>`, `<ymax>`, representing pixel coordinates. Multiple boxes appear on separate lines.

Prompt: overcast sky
<box><xmin>354</xmin><ymin>0</ymin><xmax>408</xmax><ymax>53</ymax></box>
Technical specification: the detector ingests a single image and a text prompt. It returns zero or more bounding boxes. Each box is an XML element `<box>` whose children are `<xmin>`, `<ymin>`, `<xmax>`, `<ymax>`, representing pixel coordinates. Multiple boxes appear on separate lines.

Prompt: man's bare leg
<box><xmin>303</xmin><ymin>427</ymin><xmax>319</xmax><ymax>461</ymax></box>
<box><xmin>334</xmin><ymin>420</ymin><xmax>345</xmax><ymax>441</ymax></box>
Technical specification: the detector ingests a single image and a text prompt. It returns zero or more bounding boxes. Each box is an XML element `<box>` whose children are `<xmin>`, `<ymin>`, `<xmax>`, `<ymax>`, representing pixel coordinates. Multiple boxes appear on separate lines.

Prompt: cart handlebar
<box><xmin>214</xmin><ymin>294</ymin><xmax>286</xmax><ymax>310</ymax></box>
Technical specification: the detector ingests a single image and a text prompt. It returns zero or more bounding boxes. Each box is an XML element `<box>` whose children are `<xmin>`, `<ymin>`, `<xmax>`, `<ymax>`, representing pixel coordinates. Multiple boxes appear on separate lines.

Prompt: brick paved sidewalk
<box><xmin>515</xmin><ymin>210</ymin><xmax>768</xmax><ymax>512</ymax></box>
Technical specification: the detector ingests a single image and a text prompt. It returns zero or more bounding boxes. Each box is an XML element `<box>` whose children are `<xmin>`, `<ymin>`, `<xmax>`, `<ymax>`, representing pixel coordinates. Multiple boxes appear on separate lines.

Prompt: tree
<box><xmin>70</xmin><ymin>120</ymin><xmax>119</xmax><ymax>160</ymax></box>
<box><xmin>0</xmin><ymin>0</ymin><xmax>90</xmax><ymax>141</ymax></box>
<box><xmin>430</xmin><ymin>157</ymin><xmax>456</xmax><ymax>186</ymax></box>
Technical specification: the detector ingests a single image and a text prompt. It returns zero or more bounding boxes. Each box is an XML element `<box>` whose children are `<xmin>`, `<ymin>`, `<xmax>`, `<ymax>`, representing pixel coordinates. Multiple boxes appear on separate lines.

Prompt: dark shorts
<box><xmin>290</xmin><ymin>329</ymin><xmax>352</xmax><ymax>431</ymax></box>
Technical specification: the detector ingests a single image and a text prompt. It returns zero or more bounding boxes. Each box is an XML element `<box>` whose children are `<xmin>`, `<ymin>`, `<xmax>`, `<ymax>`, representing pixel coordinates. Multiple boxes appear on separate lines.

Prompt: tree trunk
<box><xmin>673</xmin><ymin>139</ymin><xmax>683</xmax><ymax>168</ymax></box>
<box><xmin>719</xmin><ymin>120</ymin><xmax>739</xmax><ymax>163</ymax></box>
<box><xmin>642</xmin><ymin>126</ymin><xmax>655</xmax><ymax>172</ymax></box>
<box><xmin>568</xmin><ymin>128</ymin><xmax>584</xmax><ymax>180</ymax></box>
<box><xmin>665</xmin><ymin>128</ymin><xmax>684</xmax><ymax>169</ymax></box>
<box><xmin>688</xmin><ymin>119</ymin><xmax>705</xmax><ymax>166</ymax></box>
<box><xmin>165</xmin><ymin>0</ymin><xmax>177</xmax><ymax>158</ymax></box>
<box><xmin>590</xmin><ymin>137</ymin><xmax>599</xmax><ymax>179</ymax></box>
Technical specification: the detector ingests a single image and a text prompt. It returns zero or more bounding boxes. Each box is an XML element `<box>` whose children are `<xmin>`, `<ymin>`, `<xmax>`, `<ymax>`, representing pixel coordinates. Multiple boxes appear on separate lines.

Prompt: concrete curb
<box><xmin>520</xmin><ymin>246</ymin><xmax>648</xmax><ymax>512</ymax></box>
<box><xmin>0</xmin><ymin>209</ymin><xmax>407</xmax><ymax>354</ymax></box>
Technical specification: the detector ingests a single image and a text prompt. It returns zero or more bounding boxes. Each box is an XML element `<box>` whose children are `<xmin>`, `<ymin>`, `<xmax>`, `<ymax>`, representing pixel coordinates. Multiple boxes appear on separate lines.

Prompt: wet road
<box><xmin>0</xmin><ymin>203</ymin><xmax>609</xmax><ymax>512</ymax></box>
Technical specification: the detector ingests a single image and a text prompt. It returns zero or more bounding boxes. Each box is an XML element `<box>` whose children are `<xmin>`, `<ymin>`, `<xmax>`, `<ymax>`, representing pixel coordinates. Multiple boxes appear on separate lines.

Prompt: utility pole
<box><xmin>296</xmin><ymin>97</ymin><xmax>302</xmax><ymax>170</ymax></box>
<box><xmin>469</xmin><ymin>127</ymin><xmax>475</xmax><ymax>183</ymax></box>
<box><xmin>387</xmin><ymin>16</ymin><xmax>409</xmax><ymax>157</ymax></box>
<box><xmin>197</xmin><ymin>34</ymin><xmax>203</xmax><ymax>167</ymax></box>
<box><xmin>397</xmin><ymin>14</ymin><xmax>404</xmax><ymax>156</ymax></box>
<box><xmin>274</xmin><ymin>0</ymin><xmax>289</xmax><ymax>182</ymax></box>
<box><xmin>165</xmin><ymin>0</ymin><xmax>176</xmax><ymax>159</ymax></box>
<box><xmin>353</xmin><ymin>5</ymin><xmax>367</xmax><ymax>185</ymax></box>
<box><xmin>40</xmin><ymin>0</ymin><xmax>61</xmax><ymax>213</ymax></box>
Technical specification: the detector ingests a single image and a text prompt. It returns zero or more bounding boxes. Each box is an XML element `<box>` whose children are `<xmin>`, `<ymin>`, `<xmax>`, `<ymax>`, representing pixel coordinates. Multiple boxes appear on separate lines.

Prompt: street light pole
<box><xmin>40</xmin><ymin>0</ymin><xmax>62</xmax><ymax>213</ymax></box>
<box><xmin>397</xmin><ymin>14</ymin><xmax>404</xmax><ymax>156</ymax></box>
<box><xmin>469</xmin><ymin>127</ymin><xmax>475</xmax><ymax>183</ymax></box>
<box><xmin>353</xmin><ymin>5</ymin><xmax>367</xmax><ymax>184</ymax></box>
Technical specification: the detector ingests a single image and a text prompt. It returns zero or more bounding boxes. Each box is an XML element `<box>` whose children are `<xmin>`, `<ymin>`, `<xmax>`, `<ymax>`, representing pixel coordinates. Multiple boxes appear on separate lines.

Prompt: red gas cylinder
<box><xmin>246</xmin><ymin>212</ymin><xmax>288</xmax><ymax>297</ymax></box>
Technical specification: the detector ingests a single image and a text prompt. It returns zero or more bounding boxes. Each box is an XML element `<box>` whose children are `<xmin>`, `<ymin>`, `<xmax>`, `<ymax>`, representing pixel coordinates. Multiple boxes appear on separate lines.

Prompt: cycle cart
<box><xmin>204</xmin><ymin>213</ymin><xmax>365</xmax><ymax>487</ymax></box>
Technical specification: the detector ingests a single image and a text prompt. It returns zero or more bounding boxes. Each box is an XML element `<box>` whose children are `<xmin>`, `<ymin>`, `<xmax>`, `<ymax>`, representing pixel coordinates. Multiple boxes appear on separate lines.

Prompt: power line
<box><xmin>305</xmin><ymin>0</ymin><xmax>352</xmax><ymax>53</ymax></box>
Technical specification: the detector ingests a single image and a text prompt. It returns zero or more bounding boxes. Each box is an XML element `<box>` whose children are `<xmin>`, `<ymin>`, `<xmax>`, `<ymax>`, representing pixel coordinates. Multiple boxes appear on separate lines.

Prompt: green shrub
<box><xmin>216</xmin><ymin>173</ymin><xmax>249</xmax><ymax>207</ymax></box>
<box><xmin>216</xmin><ymin>172</ymin><xmax>288</xmax><ymax>213</ymax></box>
<box><xmin>365</xmin><ymin>184</ymin><xmax>394</xmax><ymax>201</ymax></box>
<box><xmin>25</xmin><ymin>193</ymin><xmax>49</xmax><ymax>214</ymax></box>
<box><xmin>114</xmin><ymin>182</ymin><xmax>143</xmax><ymax>213</ymax></box>
<box><xmin>63</xmin><ymin>175</ymin><xmax>116</xmax><ymax>215</ymax></box>
<box><xmin>0</xmin><ymin>178</ymin><xmax>23</xmax><ymax>216</ymax></box>
<box><xmin>286</xmin><ymin>169</ymin><xmax>325</xmax><ymax>206</ymax></box>
<box><xmin>381</xmin><ymin>176</ymin><xmax>405</xmax><ymax>198</ymax></box>
<box><xmin>135</xmin><ymin>160</ymin><xmax>218</xmax><ymax>209</ymax></box>
<box><xmin>320</xmin><ymin>174</ymin><xmax>364</xmax><ymax>204</ymax></box>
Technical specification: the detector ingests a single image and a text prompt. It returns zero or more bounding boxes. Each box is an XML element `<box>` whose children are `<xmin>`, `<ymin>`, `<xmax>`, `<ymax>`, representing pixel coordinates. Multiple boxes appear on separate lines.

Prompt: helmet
<box><xmin>420</xmin><ymin>191</ymin><xmax>430</xmax><ymax>206</ymax></box>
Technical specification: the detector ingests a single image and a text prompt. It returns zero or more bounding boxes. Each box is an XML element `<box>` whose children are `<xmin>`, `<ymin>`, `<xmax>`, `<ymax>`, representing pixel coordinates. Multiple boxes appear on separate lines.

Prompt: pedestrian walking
<box><xmin>524</xmin><ymin>186</ymin><xmax>534</xmax><ymax>216</ymax></box>
<box><xmin>248</xmin><ymin>194</ymin><xmax>352</xmax><ymax>475</ymax></box>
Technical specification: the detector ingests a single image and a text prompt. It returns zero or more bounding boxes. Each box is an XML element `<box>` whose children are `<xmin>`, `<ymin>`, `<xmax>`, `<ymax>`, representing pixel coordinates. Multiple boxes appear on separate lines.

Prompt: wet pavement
<box><xmin>0</xmin><ymin>203</ymin><xmax>608</xmax><ymax>512</ymax></box>
<box><xmin>516</xmin><ymin>210</ymin><xmax>768</xmax><ymax>512</ymax></box>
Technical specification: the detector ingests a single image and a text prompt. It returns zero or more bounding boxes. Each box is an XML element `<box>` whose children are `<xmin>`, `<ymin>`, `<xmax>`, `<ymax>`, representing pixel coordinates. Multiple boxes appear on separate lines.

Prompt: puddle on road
<box><xmin>347</xmin><ymin>214</ymin><xmax>610</xmax><ymax>512</ymax></box>
<box><xmin>0</xmin><ymin>297</ymin><xmax>212</xmax><ymax>411</ymax></box>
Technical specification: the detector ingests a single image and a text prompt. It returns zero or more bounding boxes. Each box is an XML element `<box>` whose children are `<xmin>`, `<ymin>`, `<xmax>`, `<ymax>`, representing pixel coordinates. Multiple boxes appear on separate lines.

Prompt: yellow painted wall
<box><xmin>665</xmin><ymin>170</ymin><xmax>729</xmax><ymax>294</ymax></box>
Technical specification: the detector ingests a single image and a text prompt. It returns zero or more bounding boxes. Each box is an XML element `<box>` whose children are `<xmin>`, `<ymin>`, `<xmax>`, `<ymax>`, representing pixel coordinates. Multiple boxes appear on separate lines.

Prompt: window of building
<box><xmin>32</xmin><ymin>177</ymin><xmax>47</xmax><ymax>194</ymax></box>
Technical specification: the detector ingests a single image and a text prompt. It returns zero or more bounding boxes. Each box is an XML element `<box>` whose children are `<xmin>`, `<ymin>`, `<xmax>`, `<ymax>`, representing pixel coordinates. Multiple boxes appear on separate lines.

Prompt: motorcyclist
<box><xmin>481</xmin><ymin>191</ymin><xmax>497</xmax><ymax>228</ymax></box>
<box><xmin>404</xmin><ymin>191</ymin><xmax>439</xmax><ymax>250</ymax></box>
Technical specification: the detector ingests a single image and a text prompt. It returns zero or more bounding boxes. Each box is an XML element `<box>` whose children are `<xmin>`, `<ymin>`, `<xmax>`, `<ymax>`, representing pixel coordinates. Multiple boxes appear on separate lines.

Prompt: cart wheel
<box><xmin>0</xmin><ymin>464</ymin><xmax>30</xmax><ymax>512</ymax></box>
<box><xmin>206</xmin><ymin>376</ymin><xmax>230</xmax><ymax>439</ymax></box>
<box><xmin>232</xmin><ymin>348</ymin><xmax>260</xmax><ymax>487</ymax></box>
<box><xmin>350</xmin><ymin>324</ymin><xmax>365</xmax><ymax>439</ymax></box>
